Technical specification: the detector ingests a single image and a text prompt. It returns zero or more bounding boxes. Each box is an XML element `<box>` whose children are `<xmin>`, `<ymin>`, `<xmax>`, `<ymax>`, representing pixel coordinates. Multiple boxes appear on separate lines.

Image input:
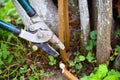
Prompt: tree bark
<box><xmin>12</xmin><ymin>0</ymin><xmax>58</xmax><ymax>34</ymax></box>
<box><xmin>78</xmin><ymin>0</ymin><xmax>90</xmax><ymax>53</ymax></box>
<box><xmin>96</xmin><ymin>0</ymin><xmax>112</xmax><ymax>64</ymax></box>
<box><xmin>69</xmin><ymin>0</ymin><xmax>79</xmax><ymax>13</ymax></box>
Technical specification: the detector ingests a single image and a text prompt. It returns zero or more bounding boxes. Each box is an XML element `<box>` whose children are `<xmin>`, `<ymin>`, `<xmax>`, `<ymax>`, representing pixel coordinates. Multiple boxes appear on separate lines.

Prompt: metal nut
<box><xmin>37</xmin><ymin>31</ymin><xmax>43</xmax><ymax>38</ymax></box>
<box><xmin>29</xmin><ymin>27</ymin><xmax>34</xmax><ymax>31</ymax></box>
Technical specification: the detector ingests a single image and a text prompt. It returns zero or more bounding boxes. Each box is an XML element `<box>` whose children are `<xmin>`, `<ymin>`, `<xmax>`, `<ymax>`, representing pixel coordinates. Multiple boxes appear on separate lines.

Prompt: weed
<box><xmin>115</xmin><ymin>29</ymin><xmax>120</xmax><ymax>36</ymax></box>
<box><xmin>0</xmin><ymin>0</ymin><xmax>22</xmax><ymax>24</ymax></box>
<box><xmin>48</xmin><ymin>55</ymin><xmax>57</xmax><ymax>66</ymax></box>
<box><xmin>69</xmin><ymin>52</ymin><xmax>84</xmax><ymax>73</ymax></box>
<box><xmin>85</xmin><ymin>30</ymin><xmax>97</xmax><ymax>51</ymax></box>
<box><xmin>58</xmin><ymin>77</ymin><xmax>63</xmax><ymax>80</ymax></box>
<box><xmin>80</xmin><ymin>64</ymin><xmax>120</xmax><ymax>80</ymax></box>
<box><xmin>86</xmin><ymin>51</ymin><xmax>96</xmax><ymax>63</ymax></box>
<box><xmin>49</xmin><ymin>72</ymin><xmax>55</xmax><ymax>77</ymax></box>
<box><xmin>69</xmin><ymin>30</ymin><xmax>97</xmax><ymax>74</ymax></box>
<box><xmin>40</xmin><ymin>69</ymin><xmax>45</xmax><ymax>74</ymax></box>
<box><xmin>0</xmin><ymin>1</ymin><xmax>28</xmax><ymax>79</ymax></box>
<box><xmin>109</xmin><ymin>45</ymin><xmax>120</xmax><ymax>61</ymax></box>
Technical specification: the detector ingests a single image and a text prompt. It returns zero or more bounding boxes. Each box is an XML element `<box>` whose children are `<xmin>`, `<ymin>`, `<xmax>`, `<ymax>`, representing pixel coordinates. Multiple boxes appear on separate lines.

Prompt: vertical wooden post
<box><xmin>64</xmin><ymin>0</ymin><xmax>70</xmax><ymax>50</ymax></box>
<box><xmin>58</xmin><ymin>0</ymin><xmax>70</xmax><ymax>64</ymax></box>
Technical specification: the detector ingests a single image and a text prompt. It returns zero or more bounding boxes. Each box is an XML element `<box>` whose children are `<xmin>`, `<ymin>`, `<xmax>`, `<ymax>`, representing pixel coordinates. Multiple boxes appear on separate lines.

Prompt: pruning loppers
<box><xmin>0</xmin><ymin>0</ymin><xmax>65</xmax><ymax>57</ymax></box>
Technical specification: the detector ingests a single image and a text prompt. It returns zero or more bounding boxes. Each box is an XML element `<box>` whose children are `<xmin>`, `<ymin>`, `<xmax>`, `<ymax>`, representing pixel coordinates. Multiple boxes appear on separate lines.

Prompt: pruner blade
<box><xmin>49</xmin><ymin>34</ymin><xmax>65</xmax><ymax>50</ymax></box>
<box><xmin>28</xmin><ymin>21</ymin><xmax>65</xmax><ymax>51</ymax></box>
<box><xmin>34</xmin><ymin>43</ymin><xmax>59</xmax><ymax>57</ymax></box>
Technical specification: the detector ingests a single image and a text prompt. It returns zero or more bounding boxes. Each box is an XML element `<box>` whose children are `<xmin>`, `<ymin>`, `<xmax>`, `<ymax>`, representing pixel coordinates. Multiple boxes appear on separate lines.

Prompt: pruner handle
<box><xmin>17</xmin><ymin>0</ymin><xmax>36</xmax><ymax>17</ymax></box>
<box><xmin>0</xmin><ymin>20</ymin><xmax>21</xmax><ymax>35</ymax></box>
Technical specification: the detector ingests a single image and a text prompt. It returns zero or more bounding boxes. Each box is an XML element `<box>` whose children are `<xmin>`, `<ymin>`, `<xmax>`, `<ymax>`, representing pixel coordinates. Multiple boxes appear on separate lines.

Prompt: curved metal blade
<box><xmin>19</xmin><ymin>29</ymin><xmax>51</xmax><ymax>43</ymax></box>
<box><xmin>34</xmin><ymin>43</ymin><xmax>59</xmax><ymax>57</ymax></box>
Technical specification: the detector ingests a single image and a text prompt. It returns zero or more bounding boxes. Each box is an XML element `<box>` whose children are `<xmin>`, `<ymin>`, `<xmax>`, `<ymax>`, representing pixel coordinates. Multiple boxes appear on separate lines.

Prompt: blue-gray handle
<box><xmin>17</xmin><ymin>0</ymin><xmax>36</xmax><ymax>17</ymax></box>
<box><xmin>0</xmin><ymin>20</ymin><xmax>21</xmax><ymax>35</ymax></box>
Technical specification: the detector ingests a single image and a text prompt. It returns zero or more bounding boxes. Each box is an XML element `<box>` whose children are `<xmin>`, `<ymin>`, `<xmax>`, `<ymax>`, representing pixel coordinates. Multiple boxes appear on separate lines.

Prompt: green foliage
<box><xmin>96</xmin><ymin>64</ymin><xmax>108</xmax><ymax>78</ymax></box>
<box><xmin>12</xmin><ymin>77</ymin><xmax>18</xmax><ymax>80</ymax></box>
<box><xmin>15</xmin><ymin>64</ymin><xmax>47</xmax><ymax>80</ymax></box>
<box><xmin>58</xmin><ymin>77</ymin><xmax>63</xmax><ymax>80</ymax></box>
<box><xmin>28</xmin><ymin>76</ymin><xmax>35</xmax><ymax>80</ymax></box>
<box><xmin>30</xmin><ymin>64</ymin><xmax>36</xmax><ymax>72</ymax></box>
<box><xmin>0</xmin><ymin>0</ymin><xmax>22</xmax><ymax>39</ymax></box>
<box><xmin>115</xmin><ymin>29</ymin><xmax>120</xmax><ymax>36</ymax></box>
<box><xmin>85</xmin><ymin>30</ymin><xmax>97</xmax><ymax>51</ymax></box>
<box><xmin>86</xmin><ymin>51</ymin><xmax>96</xmax><ymax>63</ymax></box>
<box><xmin>110</xmin><ymin>45</ymin><xmax>120</xmax><ymax>61</ymax></box>
<box><xmin>80</xmin><ymin>64</ymin><xmax>120</xmax><ymax>80</ymax></box>
<box><xmin>70</xmin><ymin>51</ymin><xmax>96</xmax><ymax>74</ymax></box>
<box><xmin>0</xmin><ymin>1</ymin><xmax>29</xmax><ymax>79</ymax></box>
<box><xmin>48</xmin><ymin>55</ymin><xmax>57</xmax><ymax>66</ymax></box>
<box><xmin>0</xmin><ymin>0</ymin><xmax>22</xmax><ymax>24</ymax></box>
<box><xmin>40</xmin><ymin>69</ymin><xmax>45</xmax><ymax>74</ymax></box>
<box><xmin>110</xmin><ymin>55</ymin><xmax>115</xmax><ymax>61</ymax></box>
<box><xmin>79</xmin><ymin>30</ymin><xmax>120</xmax><ymax>80</ymax></box>
<box><xmin>74</xmin><ymin>55</ymin><xmax>85</xmax><ymax>62</ymax></box>
<box><xmin>0</xmin><ymin>42</ymin><xmax>27</xmax><ymax>79</ymax></box>
<box><xmin>79</xmin><ymin>55</ymin><xmax>86</xmax><ymax>61</ymax></box>
<box><xmin>0</xmin><ymin>43</ymin><xmax>10</xmax><ymax>59</ymax></box>
<box><xmin>114</xmin><ymin>45</ymin><xmax>120</xmax><ymax>52</ymax></box>
<box><xmin>90</xmin><ymin>30</ymin><xmax>97</xmax><ymax>40</ymax></box>
<box><xmin>49</xmin><ymin>72</ymin><xmax>55</xmax><ymax>77</ymax></box>
<box><xmin>0</xmin><ymin>43</ymin><xmax>13</xmax><ymax>67</ymax></box>
<box><xmin>69</xmin><ymin>53</ymin><xmax>83</xmax><ymax>73</ymax></box>
<box><xmin>20</xmin><ymin>65</ymin><xmax>28</xmax><ymax>74</ymax></box>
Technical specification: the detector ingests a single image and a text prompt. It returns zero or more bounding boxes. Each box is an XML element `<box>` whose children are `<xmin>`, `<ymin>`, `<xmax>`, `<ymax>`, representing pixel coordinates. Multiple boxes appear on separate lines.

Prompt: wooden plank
<box><xmin>64</xmin><ymin>0</ymin><xmax>70</xmax><ymax>50</ymax></box>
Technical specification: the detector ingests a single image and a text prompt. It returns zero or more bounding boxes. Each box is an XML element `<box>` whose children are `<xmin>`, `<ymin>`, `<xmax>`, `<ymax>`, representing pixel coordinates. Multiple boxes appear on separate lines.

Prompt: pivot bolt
<box><xmin>30</xmin><ymin>27</ymin><xmax>35</xmax><ymax>31</ymax></box>
<box><xmin>37</xmin><ymin>31</ymin><xmax>43</xmax><ymax>38</ymax></box>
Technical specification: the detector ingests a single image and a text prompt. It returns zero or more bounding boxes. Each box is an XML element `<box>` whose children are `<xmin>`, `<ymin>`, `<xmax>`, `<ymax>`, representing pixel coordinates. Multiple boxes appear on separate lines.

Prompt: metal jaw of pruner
<box><xmin>25</xmin><ymin>15</ymin><xmax>65</xmax><ymax>56</ymax></box>
<box><xmin>0</xmin><ymin>19</ymin><xmax>64</xmax><ymax>57</ymax></box>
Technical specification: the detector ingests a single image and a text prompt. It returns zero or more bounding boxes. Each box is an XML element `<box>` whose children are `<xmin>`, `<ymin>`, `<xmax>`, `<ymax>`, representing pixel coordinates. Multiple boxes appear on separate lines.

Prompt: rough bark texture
<box><xmin>69</xmin><ymin>0</ymin><xmax>79</xmax><ymax>13</ymax></box>
<box><xmin>79</xmin><ymin>0</ymin><xmax>90</xmax><ymax>53</ymax></box>
<box><xmin>12</xmin><ymin>0</ymin><xmax>58</xmax><ymax>34</ymax></box>
<box><xmin>96</xmin><ymin>0</ymin><xmax>112</xmax><ymax>64</ymax></box>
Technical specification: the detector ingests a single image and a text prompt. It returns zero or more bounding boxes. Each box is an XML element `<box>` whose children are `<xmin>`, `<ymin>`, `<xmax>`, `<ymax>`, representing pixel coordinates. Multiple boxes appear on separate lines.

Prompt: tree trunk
<box><xmin>78</xmin><ymin>0</ymin><xmax>90</xmax><ymax>53</ymax></box>
<box><xmin>69</xmin><ymin>0</ymin><xmax>78</xmax><ymax>13</ymax></box>
<box><xmin>96</xmin><ymin>0</ymin><xmax>112</xmax><ymax>64</ymax></box>
<box><xmin>12</xmin><ymin>0</ymin><xmax>58</xmax><ymax>34</ymax></box>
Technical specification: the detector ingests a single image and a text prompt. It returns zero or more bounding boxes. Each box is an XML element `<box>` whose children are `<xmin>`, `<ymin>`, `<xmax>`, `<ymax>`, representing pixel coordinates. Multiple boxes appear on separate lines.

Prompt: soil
<box><xmin>45</xmin><ymin>70</ymin><xmax>68</xmax><ymax>80</ymax></box>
